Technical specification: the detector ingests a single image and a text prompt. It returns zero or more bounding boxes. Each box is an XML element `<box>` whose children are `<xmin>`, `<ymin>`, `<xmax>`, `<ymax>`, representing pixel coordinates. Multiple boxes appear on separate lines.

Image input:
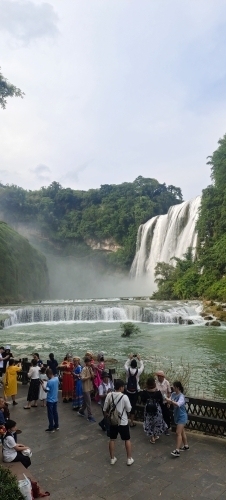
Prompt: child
<box><xmin>39</xmin><ymin>367</ymin><xmax>48</xmax><ymax>407</ymax></box>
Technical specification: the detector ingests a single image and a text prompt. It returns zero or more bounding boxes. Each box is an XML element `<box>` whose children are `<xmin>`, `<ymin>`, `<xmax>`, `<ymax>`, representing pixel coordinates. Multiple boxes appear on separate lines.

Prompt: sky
<box><xmin>1</xmin><ymin>0</ymin><xmax>226</xmax><ymax>201</ymax></box>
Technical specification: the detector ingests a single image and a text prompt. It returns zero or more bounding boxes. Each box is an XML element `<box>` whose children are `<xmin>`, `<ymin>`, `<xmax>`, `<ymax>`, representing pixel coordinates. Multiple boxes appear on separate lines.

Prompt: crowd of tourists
<box><xmin>0</xmin><ymin>344</ymin><xmax>189</xmax><ymax>467</ymax></box>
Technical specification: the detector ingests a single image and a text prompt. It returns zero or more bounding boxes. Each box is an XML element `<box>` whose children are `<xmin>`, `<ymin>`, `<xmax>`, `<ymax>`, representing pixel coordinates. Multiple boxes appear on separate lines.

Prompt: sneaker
<box><xmin>180</xmin><ymin>445</ymin><xmax>189</xmax><ymax>451</ymax></box>
<box><xmin>110</xmin><ymin>457</ymin><xmax>117</xmax><ymax>465</ymax></box>
<box><xmin>45</xmin><ymin>428</ymin><xmax>55</xmax><ymax>433</ymax></box>
<box><xmin>78</xmin><ymin>411</ymin><xmax>85</xmax><ymax>417</ymax></box>
<box><xmin>164</xmin><ymin>430</ymin><xmax>170</xmax><ymax>436</ymax></box>
<box><xmin>54</xmin><ymin>427</ymin><xmax>59</xmax><ymax>431</ymax></box>
<box><xmin>99</xmin><ymin>422</ymin><xmax>106</xmax><ymax>431</ymax></box>
<box><xmin>171</xmin><ymin>449</ymin><xmax>180</xmax><ymax>457</ymax></box>
<box><xmin>87</xmin><ymin>416</ymin><xmax>96</xmax><ymax>423</ymax></box>
<box><xmin>13</xmin><ymin>401</ymin><xmax>18</xmax><ymax>406</ymax></box>
<box><xmin>127</xmin><ymin>458</ymin><xmax>134</xmax><ymax>466</ymax></box>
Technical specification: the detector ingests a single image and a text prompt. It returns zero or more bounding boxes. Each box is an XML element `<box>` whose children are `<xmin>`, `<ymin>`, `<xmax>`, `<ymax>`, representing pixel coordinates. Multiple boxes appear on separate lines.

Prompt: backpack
<box><xmin>145</xmin><ymin>398</ymin><xmax>158</xmax><ymax>416</ymax></box>
<box><xmin>106</xmin><ymin>394</ymin><xmax>124</xmax><ymax>426</ymax></box>
<box><xmin>127</xmin><ymin>368</ymin><xmax>138</xmax><ymax>393</ymax></box>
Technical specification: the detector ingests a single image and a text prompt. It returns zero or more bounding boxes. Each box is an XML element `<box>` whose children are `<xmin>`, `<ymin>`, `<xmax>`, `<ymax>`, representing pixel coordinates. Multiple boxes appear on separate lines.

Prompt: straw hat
<box><xmin>156</xmin><ymin>370</ymin><xmax>165</xmax><ymax>377</ymax></box>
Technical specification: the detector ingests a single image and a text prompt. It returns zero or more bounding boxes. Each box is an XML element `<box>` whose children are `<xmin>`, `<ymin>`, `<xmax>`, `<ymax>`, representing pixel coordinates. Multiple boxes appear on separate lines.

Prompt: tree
<box><xmin>0</xmin><ymin>68</ymin><xmax>24</xmax><ymax>109</ymax></box>
<box><xmin>120</xmin><ymin>322</ymin><xmax>141</xmax><ymax>337</ymax></box>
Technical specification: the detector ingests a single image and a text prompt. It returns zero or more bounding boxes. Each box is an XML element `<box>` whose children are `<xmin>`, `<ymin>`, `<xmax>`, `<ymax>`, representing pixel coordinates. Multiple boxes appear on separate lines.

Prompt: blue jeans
<box><xmin>47</xmin><ymin>401</ymin><xmax>59</xmax><ymax>430</ymax></box>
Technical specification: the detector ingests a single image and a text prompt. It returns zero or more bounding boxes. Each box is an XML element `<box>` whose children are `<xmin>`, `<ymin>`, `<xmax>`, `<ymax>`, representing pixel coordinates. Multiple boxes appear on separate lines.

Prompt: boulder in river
<box><xmin>187</xmin><ymin>319</ymin><xmax>194</xmax><ymax>325</ymax></box>
<box><xmin>210</xmin><ymin>320</ymin><xmax>221</xmax><ymax>327</ymax></box>
<box><xmin>204</xmin><ymin>316</ymin><xmax>214</xmax><ymax>321</ymax></box>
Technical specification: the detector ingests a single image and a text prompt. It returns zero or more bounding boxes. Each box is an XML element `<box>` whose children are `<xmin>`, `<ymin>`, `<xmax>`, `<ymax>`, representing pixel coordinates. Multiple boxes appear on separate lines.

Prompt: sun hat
<box><xmin>156</xmin><ymin>370</ymin><xmax>165</xmax><ymax>377</ymax></box>
<box><xmin>5</xmin><ymin>345</ymin><xmax>11</xmax><ymax>350</ymax></box>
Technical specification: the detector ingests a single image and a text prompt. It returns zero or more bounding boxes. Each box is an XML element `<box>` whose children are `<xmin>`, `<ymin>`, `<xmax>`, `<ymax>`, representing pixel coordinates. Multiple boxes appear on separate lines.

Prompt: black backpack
<box><xmin>145</xmin><ymin>398</ymin><xmax>158</xmax><ymax>416</ymax></box>
<box><xmin>127</xmin><ymin>368</ymin><xmax>138</xmax><ymax>393</ymax></box>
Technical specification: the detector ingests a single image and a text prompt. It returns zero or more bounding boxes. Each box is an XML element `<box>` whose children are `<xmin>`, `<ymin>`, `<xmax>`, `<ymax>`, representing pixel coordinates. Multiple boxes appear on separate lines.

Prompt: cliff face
<box><xmin>0</xmin><ymin>221</ymin><xmax>49</xmax><ymax>303</ymax></box>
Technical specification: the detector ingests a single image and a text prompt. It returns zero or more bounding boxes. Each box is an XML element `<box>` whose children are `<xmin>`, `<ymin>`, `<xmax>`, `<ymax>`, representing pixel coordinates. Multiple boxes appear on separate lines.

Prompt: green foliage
<box><xmin>0</xmin><ymin>177</ymin><xmax>183</xmax><ymax>270</ymax></box>
<box><xmin>0</xmin><ymin>221</ymin><xmax>49</xmax><ymax>303</ymax></box>
<box><xmin>120</xmin><ymin>322</ymin><xmax>141</xmax><ymax>337</ymax></box>
<box><xmin>0</xmin><ymin>465</ymin><xmax>25</xmax><ymax>500</ymax></box>
<box><xmin>0</xmin><ymin>68</ymin><xmax>24</xmax><ymax>109</ymax></box>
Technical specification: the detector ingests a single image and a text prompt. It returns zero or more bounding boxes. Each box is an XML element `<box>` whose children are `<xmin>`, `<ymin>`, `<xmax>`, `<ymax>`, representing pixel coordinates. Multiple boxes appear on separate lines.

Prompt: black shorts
<box><xmin>126</xmin><ymin>391</ymin><xmax>138</xmax><ymax>414</ymax></box>
<box><xmin>109</xmin><ymin>424</ymin><xmax>130</xmax><ymax>441</ymax></box>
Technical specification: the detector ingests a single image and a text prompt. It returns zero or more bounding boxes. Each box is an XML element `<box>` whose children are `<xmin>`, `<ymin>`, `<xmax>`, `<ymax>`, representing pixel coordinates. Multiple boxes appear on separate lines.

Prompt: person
<box><xmin>47</xmin><ymin>353</ymin><xmax>58</xmax><ymax>376</ymax></box>
<box><xmin>0</xmin><ymin>346</ymin><xmax>4</xmax><ymax>383</ymax></box>
<box><xmin>78</xmin><ymin>356</ymin><xmax>96</xmax><ymax>422</ymax></box>
<box><xmin>2</xmin><ymin>345</ymin><xmax>13</xmax><ymax>374</ymax></box>
<box><xmin>40</xmin><ymin>368</ymin><xmax>59</xmax><ymax>433</ymax></box>
<box><xmin>141</xmin><ymin>377</ymin><xmax>167</xmax><ymax>444</ymax></box>
<box><xmin>39</xmin><ymin>366</ymin><xmax>48</xmax><ymax>407</ymax></box>
<box><xmin>2</xmin><ymin>419</ymin><xmax>31</xmax><ymax>468</ymax></box>
<box><xmin>155</xmin><ymin>370</ymin><xmax>171</xmax><ymax>434</ymax></box>
<box><xmin>98</xmin><ymin>371</ymin><xmax>114</xmax><ymax>432</ymax></box>
<box><xmin>58</xmin><ymin>354</ymin><xmax>74</xmax><ymax>402</ymax></box>
<box><xmin>72</xmin><ymin>357</ymin><xmax>83</xmax><ymax>410</ymax></box>
<box><xmin>103</xmin><ymin>379</ymin><xmax>134</xmax><ymax>466</ymax></box>
<box><xmin>24</xmin><ymin>359</ymin><xmax>40</xmax><ymax>409</ymax></box>
<box><xmin>165</xmin><ymin>381</ymin><xmax>189</xmax><ymax>457</ymax></box>
<box><xmin>3</xmin><ymin>359</ymin><xmax>22</xmax><ymax>405</ymax></box>
<box><xmin>124</xmin><ymin>354</ymin><xmax>144</xmax><ymax>427</ymax></box>
<box><xmin>32</xmin><ymin>352</ymin><xmax>43</xmax><ymax>367</ymax></box>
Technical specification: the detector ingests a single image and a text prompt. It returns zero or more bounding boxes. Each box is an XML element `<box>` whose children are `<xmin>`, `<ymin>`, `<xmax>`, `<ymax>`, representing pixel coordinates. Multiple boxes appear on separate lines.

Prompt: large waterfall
<box><xmin>130</xmin><ymin>196</ymin><xmax>201</xmax><ymax>288</ymax></box>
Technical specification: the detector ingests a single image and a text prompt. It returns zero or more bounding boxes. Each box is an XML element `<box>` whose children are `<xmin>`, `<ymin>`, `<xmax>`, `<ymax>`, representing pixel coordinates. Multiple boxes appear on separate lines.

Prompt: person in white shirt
<box><xmin>98</xmin><ymin>371</ymin><xmax>114</xmax><ymax>433</ymax></box>
<box><xmin>2</xmin><ymin>419</ymin><xmax>31</xmax><ymax>468</ymax></box>
<box><xmin>24</xmin><ymin>359</ymin><xmax>40</xmax><ymax>409</ymax></box>
<box><xmin>124</xmin><ymin>354</ymin><xmax>144</xmax><ymax>427</ymax></box>
<box><xmin>103</xmin><ymin>379</ymin><xmax>134</xmax><ymax>466</ymax></box>
<box><xmin>155</xmin><ymin>370</ymin><xmax>171</xmax><ymax>433</ymax></box>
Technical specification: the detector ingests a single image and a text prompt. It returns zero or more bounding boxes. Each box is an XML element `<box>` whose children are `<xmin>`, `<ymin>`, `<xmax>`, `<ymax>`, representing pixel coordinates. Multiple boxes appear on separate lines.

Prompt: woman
<box><xmin>72</xmin><ymin>357</ymin><xmax>83</xmax><ymax>410</ymax></box>
<box><xmin>3</xmin><ymin>359</ymin><xmax>21</xmax><ymax>405</ymax></box>
<box><xmin>93</xmin><ymin>353</ymin><xmax>105</xmax><ymax>398</ymax></box>
<box><xmin>47</xmin><ymin>352</ymin><xmax>58</xmax><ymax>376</ymax></box>
<box><xmin>58</xmin><ymin>354</ymin><xmax>74</xmax><ymax>402</ymax></box>
<box><xmin>24</xmin><ymin>359</ymin><xmax>40</xmax><ymax>409</ymax></box>
<box><xmin>142</xmin><ymin>377</ymin><xmax>167</xmax><ymax>444</ymax></box>
<box><xmin>165</xmin><ymin>381</ymin><xmax>189</xmax><ymax>457</ymax></box>
<box><xmin>2</xmin><ymin>419</ymin><xmax>31</xmax><ymax>468</ymax></box>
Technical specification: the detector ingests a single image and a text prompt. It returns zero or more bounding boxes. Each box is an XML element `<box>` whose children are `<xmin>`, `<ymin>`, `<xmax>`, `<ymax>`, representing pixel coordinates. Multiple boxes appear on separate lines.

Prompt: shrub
<box><xmin>120</xmin><ymin>322</ymin><xmax>141</xmax><ymax>337</ymax></box>
<box><xmin>0</xmin><ymin>465</ymin><xmax>25</xmax><ymax>500</ymax></box>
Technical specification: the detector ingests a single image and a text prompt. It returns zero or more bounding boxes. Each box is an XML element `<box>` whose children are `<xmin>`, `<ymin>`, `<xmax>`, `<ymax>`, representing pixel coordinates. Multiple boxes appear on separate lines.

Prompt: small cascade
<box><xmin>2</xmin><ymin>302</ymin><xmax>204</xmax><ymax>327</ymax></box>
<box><xmin>130</xmin><ymin>196</ymin><xmax>201</xmax><ymax>289</ymax></box>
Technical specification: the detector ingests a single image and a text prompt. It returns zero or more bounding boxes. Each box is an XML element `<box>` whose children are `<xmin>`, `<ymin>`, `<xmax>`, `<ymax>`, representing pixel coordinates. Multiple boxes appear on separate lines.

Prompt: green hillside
<box><xmin>0</xmin><ymin>221</ymin><xmax>49</xmax><ymax>303</ymax></box>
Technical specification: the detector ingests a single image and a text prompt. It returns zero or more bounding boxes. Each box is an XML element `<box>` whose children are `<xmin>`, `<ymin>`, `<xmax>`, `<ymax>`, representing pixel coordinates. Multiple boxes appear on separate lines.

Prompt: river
<box><xmin>0</xmin><ymin>299</ymin><xmax>225</xmax><ymax>400</ymax></box>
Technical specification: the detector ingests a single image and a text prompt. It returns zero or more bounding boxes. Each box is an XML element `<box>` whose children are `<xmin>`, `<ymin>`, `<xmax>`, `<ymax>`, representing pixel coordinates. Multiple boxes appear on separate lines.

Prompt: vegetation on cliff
<box><xmin>153</xmin><ymin>134</ymin><xmax>226</xmax><ymax>301</ymax></box>
<box><xmin>0</xmin><ymin>176</ymin><xmax>182</xmax><ymax>269</ymax></box>
<box><xmin>0</xmin><ymin>221</ymin><xmax>49</xmax><ymax>303</ymax></box>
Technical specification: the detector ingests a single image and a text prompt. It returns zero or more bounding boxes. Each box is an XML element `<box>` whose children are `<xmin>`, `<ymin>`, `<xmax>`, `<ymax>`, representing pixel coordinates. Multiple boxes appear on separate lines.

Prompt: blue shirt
<box><xmin>171</xmin><ymin>392</ymin><xmax>187</xmax><ymax>423</ymax></box>
<box><xmin>47</xmin><ymin>359</ymin><xmax>58</xmax><ymax>375</ymax></box>
<box><xmin>46</xmin><ymin>377</ymin><xmax>59</xmax><ymax>403</ymax></box>
<box><xmin>0</xmin><ymin>410</ymin><xmax>5</xmax><ymax>425</ymax></box>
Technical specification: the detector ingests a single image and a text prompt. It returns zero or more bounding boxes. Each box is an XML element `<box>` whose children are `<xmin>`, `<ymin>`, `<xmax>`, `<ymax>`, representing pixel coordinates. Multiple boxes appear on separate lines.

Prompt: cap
<box><xmin>156</xmin><ymin>370</ymin><xmax>165</xmax><ymax>377</ymax></box>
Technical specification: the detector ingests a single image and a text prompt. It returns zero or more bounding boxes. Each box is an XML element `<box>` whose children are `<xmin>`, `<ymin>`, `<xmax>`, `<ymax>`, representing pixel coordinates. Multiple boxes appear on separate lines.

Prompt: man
<box><xmin>32</xmin><ymin>352</ymin><xmax>43</xmax><ymax>367</ymax></box>
<box><xmin>2</xmin><ymin>345</ymin><xmax>13</xmax><ymax>373</ymax></box>
<box><xmin>155</xmin><ymin>370</ymin><xmax>171</xmax><ymax>434</ymax></box>
<box><xmin>0</xmin><ymin>397</ymin><xmax>6</xmax><ymax>426</ymax></box>
<box><xmin>124</xmin><ymin>354</ymin><xmax>144</xmax><ymax>427</ymax></box>
<box><xmin>104</xmin><ymin>379</ymin><xmax>134</xmax><ymax>466</ymax></box>
<box><xmin>41</xmin><ymin>368</ymin><xmax>59</xmax><ymax>433</ymax></box>
<box><xmin>78</xmin><ymin>357</ymin><xmax>96</xmax><ymax>422</ymax></box>
<box><xmin>98</xmin><ymin>371</ymin><xmax>114</xmax><ymax>432</ymax></box>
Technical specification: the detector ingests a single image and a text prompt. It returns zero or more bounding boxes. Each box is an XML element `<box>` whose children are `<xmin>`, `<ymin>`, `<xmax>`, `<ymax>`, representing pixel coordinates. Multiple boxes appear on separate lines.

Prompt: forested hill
<box><xmin>0</xmin><ymin>222</ymin><xmax>49</xmax><ymax>303</ymax></box>
<box><xmin>0</xmin><ymin>176</ymin><xmax>183</xmax><ymax>269</ymax></box>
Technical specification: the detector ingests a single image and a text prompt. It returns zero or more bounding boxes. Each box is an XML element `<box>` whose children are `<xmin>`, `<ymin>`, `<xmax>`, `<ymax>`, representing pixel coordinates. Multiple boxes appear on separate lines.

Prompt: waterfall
<box><xmin>2</xmin><ymin>302</ymin><xmax>204</xmax><ymax>326</ymax></box>
<box><xmin>130</xmin><ymin>196</ymin><xmax>201</xmax><ymax>288</ymax></box>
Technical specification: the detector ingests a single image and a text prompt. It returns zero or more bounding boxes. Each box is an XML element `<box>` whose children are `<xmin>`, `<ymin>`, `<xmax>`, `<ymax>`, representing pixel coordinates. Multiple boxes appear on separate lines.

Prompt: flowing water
<box><xmin>131</xmin><ymin>196</ymin><xmax>201</xmax><ymax>290</ymax></box>
<box><xmin>1</xmin><ymin>299</ymin><xmax>226</xmax><ymax>400</ymax></box>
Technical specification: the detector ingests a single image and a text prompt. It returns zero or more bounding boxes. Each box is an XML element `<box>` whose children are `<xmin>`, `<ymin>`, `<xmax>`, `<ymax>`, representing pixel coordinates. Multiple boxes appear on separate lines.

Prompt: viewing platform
<box><xmin>1</xmin><ymin>384</ymin><xmax>226</xmax><ymax>499</ymax></box>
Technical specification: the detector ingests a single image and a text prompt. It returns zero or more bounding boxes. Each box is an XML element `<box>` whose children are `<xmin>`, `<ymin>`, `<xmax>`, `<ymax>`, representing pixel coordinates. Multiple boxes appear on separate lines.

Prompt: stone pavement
<box><xmin>2</xmin><ymin>385</ymin><xmax>226</xmax><ymax>500</ymax></box>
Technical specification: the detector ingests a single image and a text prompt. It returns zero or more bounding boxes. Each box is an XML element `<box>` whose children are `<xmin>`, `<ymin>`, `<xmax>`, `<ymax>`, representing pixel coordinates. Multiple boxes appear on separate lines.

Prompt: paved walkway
<box><xmin>1</xmin><ymin>385</ymin><xmax>226</xmax><ymax>500</ymax></box>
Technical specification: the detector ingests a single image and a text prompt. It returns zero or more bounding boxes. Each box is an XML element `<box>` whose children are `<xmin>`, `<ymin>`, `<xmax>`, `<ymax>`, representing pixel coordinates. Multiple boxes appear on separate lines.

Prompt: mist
<box><xmin>46</xmin><ymin>253</ymin><xmax>152</xmax><ymax>300</ymax></box>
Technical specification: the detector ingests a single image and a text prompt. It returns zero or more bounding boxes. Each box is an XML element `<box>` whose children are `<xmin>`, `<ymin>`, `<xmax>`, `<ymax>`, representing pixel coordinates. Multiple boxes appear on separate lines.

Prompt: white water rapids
<box><xmin>2</xmin><ymin>301</ymin><xmax>204</xmax><ymax>327</ymax></box>
<box><xmin>130</xmin><ymin>196</ymin><xmax>201</xmax><ymax>289</ymax></box>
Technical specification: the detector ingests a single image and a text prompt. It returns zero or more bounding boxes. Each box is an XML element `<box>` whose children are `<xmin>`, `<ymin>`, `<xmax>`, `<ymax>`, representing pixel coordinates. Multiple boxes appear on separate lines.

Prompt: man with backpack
<box><xmin>124</xmin><ymin>354</ymin><xmax>144</xmax><ymax>427</ymax></box>
<box><xmin>98</xmin><ymin>371</ymin><xmax>114</xmax><ymax>433</ymax></box>
<box><xmin>103</xmin><ymin>379</ymin><xmax>134</xmax><ymax>466</ymax></box>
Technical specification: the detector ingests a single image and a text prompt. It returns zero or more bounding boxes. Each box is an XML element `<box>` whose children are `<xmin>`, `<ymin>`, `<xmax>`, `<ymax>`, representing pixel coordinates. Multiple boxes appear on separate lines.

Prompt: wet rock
<box><xmin>204</xmin><ymin>316</ymin><xmax>214</xmax><ymax>321</ymax></box>
<box><xmin>187</xmin><ymin>319</ymin><xmax>194</xmax><ymax>325</ymax></box>
<box><xmin>178</xmin><ymin>316</ymin><xmax>184</xmax><ymax>325</ymax></box>
<box><xmin>210</xmin><ymin>320</ymin><xmax>221</xmax><ymax>327</ymax></box>
<box><xmin>205</xmin><ymin>322</ymin><xmax>210</xmax><ymax>326</ymax></box>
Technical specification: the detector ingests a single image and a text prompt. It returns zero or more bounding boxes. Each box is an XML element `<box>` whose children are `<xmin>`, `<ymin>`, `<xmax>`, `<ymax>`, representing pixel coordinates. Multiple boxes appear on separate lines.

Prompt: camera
<box><xmin>133</xmin><ymin>354</ymin><xmax>137</xmax><ymax>358</ymax></box>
